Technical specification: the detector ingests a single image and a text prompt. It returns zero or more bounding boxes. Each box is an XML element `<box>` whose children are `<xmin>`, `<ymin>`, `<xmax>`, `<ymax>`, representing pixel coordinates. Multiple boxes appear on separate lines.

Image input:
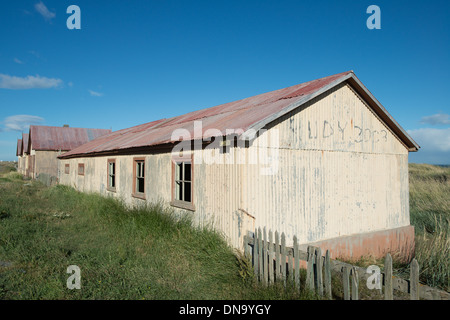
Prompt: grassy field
<box><xmin>0</xmin><ymin>162</ymin><xmax>316</xmax><ymax>300</ymax></box>
<box><xmin>0</xmin><ymin>161</ymin><xmax>448</xmax><ymax>299</ymax></box>
<box><xmin>407</xmin><ymin>163</ymin><xmax>449</xmax><ymax>291</ymax></box>
<box><xmin>0</xmin><ymin>162</ymin><xmax>17</xmax><ymax>175</ymax></box>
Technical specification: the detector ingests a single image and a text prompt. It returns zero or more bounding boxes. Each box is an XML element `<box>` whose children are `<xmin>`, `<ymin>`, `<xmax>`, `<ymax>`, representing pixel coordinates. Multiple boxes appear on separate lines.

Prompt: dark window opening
<box><xmin>108</xmin><ymin>160</ymin><xmax>116</xmax><ymax>190</ymax></box>
<box><xmin>78</xmin><ymin>163</ymin><xmax>85</xmax><ymax>176</ymax></box>
<box><xmin>135</xmin><ymin>160</ymin><xmax>145</xmax><ymax>194</ymax></box>
<box><xmin>175</xmin><ymin>162</ymin><xmax>192</xmax><ymax>202</ymax></box>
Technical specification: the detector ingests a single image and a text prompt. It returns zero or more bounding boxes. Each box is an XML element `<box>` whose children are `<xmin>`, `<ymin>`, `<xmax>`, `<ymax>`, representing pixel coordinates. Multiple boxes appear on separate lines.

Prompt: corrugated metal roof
<box><xmin>59</xmin><ymin>71</ymin><xmax>419</xmax><ymax>159</ymax></box>
<box><xmin>29</xmin><ymin>126</ymin><xmax>112</xmax><ymax>151</ymax></box>
<box><xmin>22</xmin><ymin>133</ymin><xmax>29</xmax><ymax>154</ymax></box>
<box><xmin>16</xmin><ymin>139</ymin><xmax>22</xmax><ymax>156</ymax></box>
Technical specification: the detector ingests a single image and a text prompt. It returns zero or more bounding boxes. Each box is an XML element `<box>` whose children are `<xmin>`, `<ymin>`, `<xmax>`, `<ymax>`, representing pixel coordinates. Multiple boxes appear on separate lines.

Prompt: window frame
<box><xmin>132</xmin><ymin>157</ymin><xmax>146</xmax><ymax>200</ymax></box>
<box><xmin>107</xmin><ymin>159</ymin><xmax>116</xmax><ymax>192</ymax></box>
<box><xmin>170</xmin><ymin>153</ymin><xmax>195</xmax><ymax>211</ymax></box>
<box><xmin>78</xmin><ymin>163</ymin><xmax>85</xmax><ymax>176</ymax></box>
<box><xmin>64</xmin><ymin>163</ymin><xmax>70</xmax><ymax>174</ymax></box>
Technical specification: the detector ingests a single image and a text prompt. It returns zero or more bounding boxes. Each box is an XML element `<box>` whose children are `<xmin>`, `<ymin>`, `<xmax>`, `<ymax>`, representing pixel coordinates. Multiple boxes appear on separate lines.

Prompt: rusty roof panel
<box><xmin>58</xmin><ymin>71</ymin><xmax>355</xmax><ymax>158</ymax></box>
<box><xmin>30</xmin><ymin>126</ymin><xmax>112</xmax><ymax>151</ymax></box>
<box><xmin>60</xmin><ymin>70</ymin><xmax>417</xmax><ymax>158</ymax></box>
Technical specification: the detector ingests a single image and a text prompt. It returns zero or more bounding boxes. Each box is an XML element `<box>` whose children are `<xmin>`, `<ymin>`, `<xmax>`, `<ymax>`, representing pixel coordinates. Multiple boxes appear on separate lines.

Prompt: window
<box><xmin>107</xmin><ymin>159</ymin><xmax>116</xmax><ymax>191</ymax></box>
<box><xmin>132</xmin><ymin>157</ymin><xmax>145</xmax><ymax>199</ymax></box>
<box><xmin>171</xmin><ymin>155</ymin><xmax>195</xmax><ymax>211</ymax></box>
<box><xmin>78</xmin><ymin>163</ymin><xmax>85</xmax><ymax>176</ymax></box>
<box><xmin>65</xmin><ymin>164</ymin><xmax>70</xmax><ymax>174</ymax></box>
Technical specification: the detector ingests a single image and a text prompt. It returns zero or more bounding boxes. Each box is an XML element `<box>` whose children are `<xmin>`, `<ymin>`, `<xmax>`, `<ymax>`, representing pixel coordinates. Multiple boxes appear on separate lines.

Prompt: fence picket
<box><xmin>258</xmin><ymin>228</ymin><xmax>263</xmax><ymax>282</ymax></box>
<box><xmin>384</xmin><ymin>253</ymin><xmax>393</xmax><ymax>300</ymax></box>
<box><xmin>253</xmin><ymin>228</ymin><xmax>259</xmax><ymax>277</ymax></box>
<box><xmin>281</xmin><ymin>233</ymin><xmax>287</xmax><ymax>286</ymax></box>
<box><xmin>263</xmin><ymin>228</ymin><xmax>268</xmax><ymax>285</ymax></box>
<box><xmin>293</xmin><ymin>236</ymin><xmax>300</xmax><ymax>291</ymax></box>
<box><xmin>268</xmin><ymin>230</ymin><xmax>274</xmax><ymax>284</ymax></box>
<box><xmin>343</xmin><ymin>266</ymin><xmax>350</xmax><ymax>300</ymax></box>
<box><xmin>306</xmin><ymin>246</ymin><xmax>315</xmax><ymax>291</ymax></box>
<box><xmin>244</xmin><ymin>233</ymin><xmax>250</xmax><ymax>259</ymax></box>
<box><xmin>324</xmin><ymin>250</ymin><xmax>332</xmax><ymax>299</ymax></box>
<box><xmin>351</xmin><ymin>267</ymin><xmax>359</xmax><ymax>300</ymax></box>
<box><xmin>275</xmin><ymin>231</ymin><xmax>280</xmax><ymax>281</ymax></box>
<box><xmin>287</xmin><ymin>248</ymin><xmax>293</xmax><ymax>284</ymax></box>
<box><xmin>410</xmin><ymin>258</ymin><xmax>419</xmax><ymax>300</ymax></box>
<box><xmin>315</xmin><ymin>247</ymin><xmax>323</xmax><ymax>297</ymax></box>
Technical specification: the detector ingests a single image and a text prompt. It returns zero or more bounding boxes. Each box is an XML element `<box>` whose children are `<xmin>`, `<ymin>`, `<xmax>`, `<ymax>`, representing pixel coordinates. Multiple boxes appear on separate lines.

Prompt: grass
<box><xmin>0</xmin><ymin>162</ymin><xmax>18</xmax><ymax>181</ymax></box>
<box><xmin>1</xmin><ymin>162</ymin><xmax>448</xmax><ymax>299</ymax></box>
<box><xmin>0</xmin><ymin>164</ymin><xmax>318</xmax><ymax>300</ymax></box>
<box><xmin>407</xmin><ymin>163</ymin><xmax>449</xmax><ymax>291</ymax></box>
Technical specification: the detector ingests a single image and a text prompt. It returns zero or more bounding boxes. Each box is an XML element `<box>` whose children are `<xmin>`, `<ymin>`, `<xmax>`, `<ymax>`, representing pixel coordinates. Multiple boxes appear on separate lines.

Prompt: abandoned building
<box><xmin>16</xmin><ymin>138</ymin><xmax>22</xmax><ymax>173</ymax></box>
<box><xmin>17</xmin><ymin>125</ymin><xmax>111</xmax><ymax>184</ymax></box>
<box><xmin>57</xmin><ymin>71</ymin><xmax>419</xmax><ymax>260</ymax></box>
<box><xmin>17</xmin><ymin>133</ymin><xmax>30</xmax><ymax>176</ymax></box>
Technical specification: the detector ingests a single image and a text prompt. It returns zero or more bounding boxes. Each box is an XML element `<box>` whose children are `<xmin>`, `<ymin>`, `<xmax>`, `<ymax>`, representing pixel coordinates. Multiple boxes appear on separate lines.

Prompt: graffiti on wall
<box><xmin>307</xmin><ymin>120</ymin><xmax>388</xmax><ymax>144</ymax></box>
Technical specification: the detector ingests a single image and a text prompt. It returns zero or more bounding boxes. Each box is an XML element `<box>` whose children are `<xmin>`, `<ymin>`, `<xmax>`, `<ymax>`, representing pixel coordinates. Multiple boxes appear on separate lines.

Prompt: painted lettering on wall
<box><xmin>307</xmin><ymin>120</ymin><xmax>388</xmax><ymax>144</ymax></box>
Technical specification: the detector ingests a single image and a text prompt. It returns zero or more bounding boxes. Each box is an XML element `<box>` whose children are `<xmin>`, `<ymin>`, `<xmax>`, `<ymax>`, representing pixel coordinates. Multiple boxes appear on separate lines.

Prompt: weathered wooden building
<box><xmin>16</xmin><ymin>138</ymin><xmax>23</xmax><ymax>173</ymax></box>
<box><xmin>57</xmin><ymin>71</ymin><xmax>419</xmax><ymax>260</ymax></box>
<box><xmin>18</xmin><ymin>133</ymin><xmax>30</xmax><ymax>176</ymax></box>
<box><xmin>24</xmin><ymin>125</ymin><xmax>111</xmax><ymax>184</ymax></box>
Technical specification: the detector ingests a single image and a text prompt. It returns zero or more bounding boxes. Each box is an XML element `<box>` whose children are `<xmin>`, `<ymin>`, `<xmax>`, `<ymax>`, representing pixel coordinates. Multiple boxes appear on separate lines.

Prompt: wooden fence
<box><xmin>244</xmin><ymin>228</ymin><xmax>449</xmax><ymax>300</ymax></box>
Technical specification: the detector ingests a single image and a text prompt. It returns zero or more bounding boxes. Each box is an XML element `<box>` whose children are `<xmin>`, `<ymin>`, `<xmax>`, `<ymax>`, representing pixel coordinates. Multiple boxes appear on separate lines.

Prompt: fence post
<box><xmin>288</xmin><ymin>249</ymin><xmax>293</xmax><ymax>285</ymax></box>
<box><xmin>253</xmin><ymin>228</ymin><xmax>259</xmax><ymax>278</ymax></box>
<box><xmin>263</xmin><ymin>227</ymin><xmax>268</xmax><ymax>286</ymax></box>
<box><xmin>384</xmin><ymin>253</ymin><xmax>393</xmax><ymax>300</ymax></box>
<box><xmin>275</xmin><ymin>231</ymin><xmax>280</xmax><ymax>282</ymax></box>
<box><xmin>281</xmin><ymin>233</ymin><xmax>287</xmax><ymax>287</ymax></box>
<box><xmin>351</xmin><ymin>267</ymin><xmax>359</xmax><ymax>300</ymax></box>
<box><xmin>258</xmin><ymin>228</ymin><xmax>264</xmax><ymax>282</ymax></box>
<box><xmin>315</xmin><ymin>247</ymin><xmax>323</xmax><ymax>297</ymax></box>
<box><xmin>410</xmin><ymin>258</ymin><xmax>420</xmax><ymax>300</ymax></box>
<box><xmin>244</xmin><ymin>232</ymin><xmax>250</xmax><ymax>260</ymax></box>
<box><xmin>293</xmin><ymin>236</ymin><xmax>300</xmax><ymax>292</ymax></box>
<box><xmin>343</xmin><ymin>266</ymin><xmax>350</xmax><ymax>300</ymax></box>
<box><xmin>306</xmin><ymin>246</ymin><xmax>315</xmax><ymax>291</ymax></box>
<box><xmin>324</xmin><ymin>250</ymin><xmax>332</xmax><ymax>299</ymax></box>
<box><xmin>268</xmin><ymin>230</ymin><xmax>274</xmax><ymax>284</ymax></box>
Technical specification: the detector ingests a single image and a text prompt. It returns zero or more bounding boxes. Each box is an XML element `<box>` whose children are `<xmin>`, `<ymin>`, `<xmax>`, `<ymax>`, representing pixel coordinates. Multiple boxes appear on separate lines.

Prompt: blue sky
<box><xmin>0</xmin><ymin>0</ymin><xmax>449</xmax><ymax>163</ymax></box>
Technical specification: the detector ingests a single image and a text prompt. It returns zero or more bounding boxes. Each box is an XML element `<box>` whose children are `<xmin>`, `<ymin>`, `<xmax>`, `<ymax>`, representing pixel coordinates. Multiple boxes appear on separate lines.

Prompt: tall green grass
<box><xmin>0</xmin><ymin>162</ymin><xmax>17</xmax><ymax>175</ymax></box>
<box><xmin>408</xmin><ymin>163</ymin><xmax>449</xmax><ymax>291</ymax></box>
<box><xmin>0</xmin><ymin>173</ymin><xmax>317</xmax><ymax>300</ymax></box>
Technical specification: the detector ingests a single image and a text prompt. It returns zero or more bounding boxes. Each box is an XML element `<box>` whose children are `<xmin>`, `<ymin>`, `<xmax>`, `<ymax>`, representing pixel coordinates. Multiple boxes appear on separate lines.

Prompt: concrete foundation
<box><xmin>301</xmin><ymin>225</ymin><xmax>415</xmax><ymax>263</ymax></box>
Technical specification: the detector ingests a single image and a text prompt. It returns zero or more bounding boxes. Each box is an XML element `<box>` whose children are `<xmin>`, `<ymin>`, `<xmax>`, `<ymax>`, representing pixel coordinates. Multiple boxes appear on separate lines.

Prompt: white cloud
<box><xmin>88</xmin><ymin>89</ymin><xmax>104</xmax><ymax>97</ymax></box>
<box><xmin>14</xmin><ymin>58</ymin><xmax>24</xmax><ymax>64</ymax></box>
<box><xmin>420</xmin><ymin>113</ymin><xmax>450</xmax><ymax>126</ymax></box>
<box><xmin>407</xmin><ymin>128</ymin><xmax>450</xmax><ymax>164</ymax></box>
<box><xmin>34</xmin><ymin>1</ymin><xmax>55</xmax><ymax>20</ymax></box>
<box><xmin>407</xmin><ymin>128</ymin><xmax>450</xmax><ymax>152</ymax></box>
<box><xmin>2</xmin><ymin>115</ymin><xmax>45</xmax><ymax>132</ymax></box>
<box><xmin>0</xmin><ymin>74</ymin><xmax>63</xmax><ymax>89</ymax></box>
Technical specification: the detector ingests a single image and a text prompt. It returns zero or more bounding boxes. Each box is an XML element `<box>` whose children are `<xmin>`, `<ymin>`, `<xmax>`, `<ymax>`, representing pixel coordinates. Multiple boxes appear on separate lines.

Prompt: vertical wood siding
<box><xmin>241</xmin><ymin>83</ymin><xmax>409</xmax><ymax>246</ymax></box>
